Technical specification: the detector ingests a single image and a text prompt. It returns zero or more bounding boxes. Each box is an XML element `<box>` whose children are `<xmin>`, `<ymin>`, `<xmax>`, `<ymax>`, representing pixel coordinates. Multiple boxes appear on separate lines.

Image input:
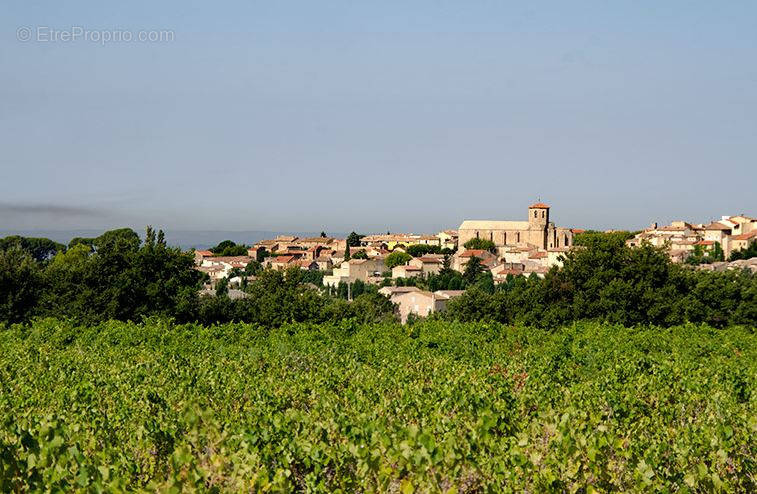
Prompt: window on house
<box><xmin>534</xmin><ymin>211</ymin><xmax>537</xmax><ymax>218</ymax></box>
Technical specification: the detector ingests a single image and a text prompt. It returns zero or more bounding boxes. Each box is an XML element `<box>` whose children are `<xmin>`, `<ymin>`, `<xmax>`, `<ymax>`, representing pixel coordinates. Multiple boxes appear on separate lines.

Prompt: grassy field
<box><xmin>1</xmin><ymin>319</ymin><xmax>755</xmax><ymax>492</ymax></box>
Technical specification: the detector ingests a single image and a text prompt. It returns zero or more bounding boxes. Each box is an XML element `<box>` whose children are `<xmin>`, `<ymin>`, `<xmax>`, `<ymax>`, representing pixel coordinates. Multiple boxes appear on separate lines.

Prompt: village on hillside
<box><xmin>193</xmin><ymin>203</ymin><xmax>757</xmax><ymax>322</ymax></box>
<box><xmin>627</xmin><ymin>216</ymin><xmax>757</xmax><ymax>267</ymax></box>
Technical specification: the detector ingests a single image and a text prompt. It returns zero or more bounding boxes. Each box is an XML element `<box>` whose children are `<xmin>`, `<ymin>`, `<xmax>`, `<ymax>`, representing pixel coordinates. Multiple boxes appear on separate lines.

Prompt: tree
<box><xmin>686</xmin><ymin>241</ymin><xmax>725</xmax><ymax>265</ymax></box>
<box><xmin>320</xmin><ymin>231</ymin><xmax>327</xmax><ymax>238</ymax></box>
<box><xmin>94</xmin><ymin>228</ymin><xmax>141</xmax><ymax>254</ymax></box>
<box><xmin>346</xmin><ymin>232</ymin><xmax>362</xmax><ymax>247</ymax></box>
<box><xmin>210</xmin><ymin>240</ymin><xmax>248</xmax><ymax>256</ymax></box>
<box><xmin>440</xmin><ymin>254</ymin><xmax>452</xmax><ymax>275</ymax></box>
<box><xmin>38</xmin><ymin>227</ymin><xmax>202</xmax><ymax>324</ymax></box>
<box><xmin>0</xmin><ymin>235</ymin><xmax>66</xmax><ymax>262</ymax></box>
<box><xmin>0</xmin><ymin>247</ymin><xmax>42</xmax><ymax>324</ymax></box>
<box><xmin>344</xmin><ymin>243</ymin><xmax>351</xmax><ymax>261</ymax></box>
<box><xmin>445</xmin><ymin>288</ymin><xmax>507</xmax><ymax>323</ymax></box>
<box><xmin>244</xmin><ymin>260</ymin><xmax>262</xmax><ymax>276</ymax></box>
<box><xmin>215</xmin><ymin>277</ymin><xmax>229</xmax><ymax>297</ymax></box>
<box><xmin>238</xmin><ymin>267</ymin><xmax>327</xmax><ymax>326</ymax></box>
<box><xmin>351</xmin><ymin>249</ymin><xmax>369</xmax><ymax>259</ymax></box>
<box><xmin>352</xmin><ymin>279</ymin><xmax>366</xmax><ymax>298</ymax></box>
<box><xmin>710</xmin><ymin>241</ymin><xmax>725</xmax><ymax>262</ymax></box>
<box><xmin>256</xmin><ymin>248</ymin><xmax>268</xmax><ymax>263</ymax></box>
<box><xmin>573</xmin><ymin>230</ymin><xmax>636</xmax><ymax>246</ymax></box>
<box><xmin>385</xmin><ymin>251</ymin><xmax>412</xmax><ymax>269</ymax></box>
<box><xmin>211</xmin><ymin>240</ymin><xmax>236</xmax><ymax>253</ymax></box>
<box><xmin>405</xmin><ymin>244</ymin><xmax>442</xmax><ymax>257</ymax></box>
<box><xmin>68</xmin><ymin>237</ymin><xmax>95</xmax><ymax>252</ymax></box>
<box><xmin>463</xmin><ymin>238</ymin><xmax>496</xmax><ymax>253</ymax></box>
<box><xmin>463</xmin><ymin>256</ymin><xmax>485</xmax><ymax>283</ymax></box>
<box><xmin>473</xmin><ymin>271</ymin><xmax>495</xmax><ymax>294</ymax></box>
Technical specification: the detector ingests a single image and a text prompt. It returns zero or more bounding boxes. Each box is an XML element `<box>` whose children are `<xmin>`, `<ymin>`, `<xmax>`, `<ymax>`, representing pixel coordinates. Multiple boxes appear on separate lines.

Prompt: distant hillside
<box><xmin>0</xmin><ymin>230</ymin><xmax>348</xmax><ymax>251</ymax></box>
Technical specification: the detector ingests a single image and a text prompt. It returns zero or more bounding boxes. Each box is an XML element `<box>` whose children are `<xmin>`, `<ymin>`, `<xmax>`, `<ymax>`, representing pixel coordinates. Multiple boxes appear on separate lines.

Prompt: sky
<box><xmin>2</xmin><ymin>1</ymin><xmax>756</xmax><ymax>235</ymax></box>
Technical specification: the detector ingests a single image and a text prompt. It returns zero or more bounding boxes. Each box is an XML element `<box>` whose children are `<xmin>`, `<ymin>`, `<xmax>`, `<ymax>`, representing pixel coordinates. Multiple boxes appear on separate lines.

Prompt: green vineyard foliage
<box><xmin>0</xmin><ymin>319</ymin><xmax>755</xmax><ymax>492</ymax></box>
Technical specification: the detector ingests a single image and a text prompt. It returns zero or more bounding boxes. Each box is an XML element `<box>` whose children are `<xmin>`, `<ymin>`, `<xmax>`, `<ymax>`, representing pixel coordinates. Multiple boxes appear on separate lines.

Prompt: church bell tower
<box><xmin>528</xmin><ymin>202</ymin><xmax>550</xmax><ymax>249</ymax></box>
<box><xmin>528</xmin><ymin>202</ymin><xmax>550</xmax><ymax>227</ymax></box>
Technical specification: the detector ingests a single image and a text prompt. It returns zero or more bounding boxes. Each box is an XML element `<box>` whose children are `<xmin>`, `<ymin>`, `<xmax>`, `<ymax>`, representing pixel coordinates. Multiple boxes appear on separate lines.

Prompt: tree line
<box><xmin>0</xmin><ymin>228</ymin><xmax>396</xmax><ymax>326</ymax></box>
<box><xmin>1</xmin><ymin>227</ymin><xmax>755</xmax><ymax>328</ymax></box>
<box><xmin>443</xmin><ymin>233</ymin><xmax>756</xmax><ymax>328</ymax></box>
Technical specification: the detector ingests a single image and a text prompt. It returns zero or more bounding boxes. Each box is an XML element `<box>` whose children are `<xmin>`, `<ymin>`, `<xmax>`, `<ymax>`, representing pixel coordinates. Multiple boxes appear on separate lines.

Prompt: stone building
<box><xmin>458</xmin><ymin>203</ymin><xmax>574</xmax><ymax>255</ymax></box>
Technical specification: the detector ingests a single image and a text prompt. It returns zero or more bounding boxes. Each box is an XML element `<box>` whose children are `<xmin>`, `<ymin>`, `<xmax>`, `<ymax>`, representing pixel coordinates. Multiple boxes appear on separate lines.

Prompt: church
<box><xmin>458</xmin><ymin>203</ymin><xmax>574</xmax><ymax>254</ymax></box>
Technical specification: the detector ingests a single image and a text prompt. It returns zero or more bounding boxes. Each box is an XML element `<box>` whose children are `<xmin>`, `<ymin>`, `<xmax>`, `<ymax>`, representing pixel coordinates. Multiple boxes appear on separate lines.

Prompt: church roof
<box><xmin>529</xmin><ymin>202</ymin><xmax>550</xmax><ymax>209</ymax></box>
<box><xmin>459</xmin><ymin>220</ymin><xmax>530</xmax><ymax>231</ymax></box>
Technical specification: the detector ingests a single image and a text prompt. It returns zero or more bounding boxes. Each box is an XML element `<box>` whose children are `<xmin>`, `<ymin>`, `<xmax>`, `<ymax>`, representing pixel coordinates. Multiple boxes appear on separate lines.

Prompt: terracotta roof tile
<box><xmin>416</xmin><ymin>256</ymin><xmax>443</xmax><ymax>263</ymax></box>
<box><xmin>273</xmin><ymin>255</ymin><xmax>296</xmax><ymax>263</ymax></box>
<box><xmin>704</xmin><ymin>222</ymin><xmax>731</xmax><ymax>231</ymax></box>
<box><xmin>732</xmin><ymin>231</ymin><xmax>757</xmax><ymax>240</ymax></box>
<box><xmin>460</xmin><ymin>249</ymin><xmax>488</xmax><ymax>257</ymax></box>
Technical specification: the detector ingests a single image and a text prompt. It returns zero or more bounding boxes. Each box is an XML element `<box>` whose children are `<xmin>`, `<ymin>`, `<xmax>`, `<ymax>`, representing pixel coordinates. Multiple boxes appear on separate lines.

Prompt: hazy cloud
<box><xmin>0</xmin><ymin>202</ymin><xmax>106</xmax><ymax>218</ymax></box>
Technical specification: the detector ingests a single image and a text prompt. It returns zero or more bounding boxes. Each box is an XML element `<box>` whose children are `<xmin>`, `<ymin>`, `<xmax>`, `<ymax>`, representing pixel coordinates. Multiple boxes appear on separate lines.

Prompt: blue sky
<box><xmin>2</xmin><ymin>1</ymin><xmax>755</xmax><ymax>234</ymax></box>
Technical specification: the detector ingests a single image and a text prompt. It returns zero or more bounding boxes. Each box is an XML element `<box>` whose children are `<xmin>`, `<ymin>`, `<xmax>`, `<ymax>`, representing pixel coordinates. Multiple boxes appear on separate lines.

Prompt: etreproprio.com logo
<box><xmin>17</xmin><ymin>26</ymin><xmax>175</xmax><ymax>44</ymax></box>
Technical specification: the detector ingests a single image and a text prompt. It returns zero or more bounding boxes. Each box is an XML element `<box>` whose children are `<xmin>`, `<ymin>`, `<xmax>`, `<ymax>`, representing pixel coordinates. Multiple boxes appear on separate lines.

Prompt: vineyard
<box><xmin>1</xmin><ymin>319</ymin><xmax>755</xmax><ymax>492</ymax></box>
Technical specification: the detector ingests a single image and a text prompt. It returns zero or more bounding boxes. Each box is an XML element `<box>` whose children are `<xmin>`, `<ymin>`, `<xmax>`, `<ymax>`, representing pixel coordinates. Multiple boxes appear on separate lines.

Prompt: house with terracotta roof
<box><xmin>251</xmin><ymin>239</ymin><xmax>280</xmax><ymax>253</ymax></box>
<box><xmin>322</xmin><ymin>257</ymin><xmax>386</xmax><ymax>287</ymax></box>
<box><xmin>491</xmin><ymin>262</ymin><xmax>525</xmax><ymax>282</ymax></box>
<box><xmin>389</xmin><ymin>252</ymin><xmax>445</xmax><ymax>279</ymax></box>
<box><xmin>195</xmin><ymin>255</ymin><xmax>252</xmax><ymax>282</ymax></box>
<box><xmin>388</xmin><ymin>289</ymin><xmax>465</xmax><ymax>323</ymax></box>
<box><xmin>415</xmin><ymin>235</ymin><xmax>442</xmax><ymax>247</ymax></box>
<box><xmin>408</xmin><ymin>256</ymin><xmax>444</xmax><ymax>275</ymax></box>
<box><xmin>378</xmin><ymin>286</ymin><xmax>420</xmax><ymax>297</ymax></box>
<box><xmin>294</xmin><ymin>259</ymin><xmax>319</xmax><ymax>270</ymax></box>
<box><xmin>436</xmin><ymin>230</ymin><xmax>458</xmax><ymax>250</ymax></box>
<box><xmin>296</xmin><ymin>237</ymin><xmax>336</xmax><ymax>248</ymax></box>
<box><xmin>452</xmin><ymin>249</ymin><xmax>497</xmax><ymax>272</ymax></box>
<box><xmin>196</xmin><ymin>264</ymin><xmax>228</xmax><ymax>282</ymax></box>
<box><xmin>391</xmin><ymin>264</ymin><xmax>423</xmax><ymax>279</ymax></box>
<box><xmin>193</xmin><ymin>249</ymin><xmax>215</xmax><ymax>265</ymax></box>
<box><xmin>727</xmin><ymin>215</ymin><xmax>757</xmax><ymax>235</ymax></box>
<box><xmin>730</xmin><ymin>231</ymin><xmax>757</xmax><ymax>255</ymax></box>
<box><xmin>314</xmin><ymin>256</ymin><xmax>333</xmax><ymax>271</ymax></box>
<box><xmin>269</xmin><ymin>255</ymin><xmax>298</xmax><ymax>270</ymax></box>
<box><xmin>359</xmin><ymin>234</ymin><xmax>423</xmax><ymax>250</ymax></box>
